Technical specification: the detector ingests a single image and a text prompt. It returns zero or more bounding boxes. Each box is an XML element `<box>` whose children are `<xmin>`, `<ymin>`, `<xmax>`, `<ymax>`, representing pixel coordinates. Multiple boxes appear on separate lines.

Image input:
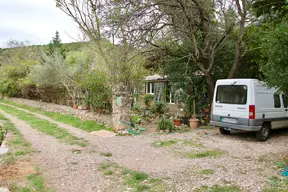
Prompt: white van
<box><xmin>210</xmin><ymin>79</ymin><xmax>288</xmax><ymax>141</ymax></box>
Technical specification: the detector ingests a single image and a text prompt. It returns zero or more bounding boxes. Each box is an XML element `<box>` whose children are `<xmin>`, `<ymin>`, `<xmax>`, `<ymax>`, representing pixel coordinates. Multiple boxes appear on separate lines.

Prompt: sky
<box><xmin>0</xmin><ymin>0</ymin><xmax>80</xmax><ymax>48</ymax></box>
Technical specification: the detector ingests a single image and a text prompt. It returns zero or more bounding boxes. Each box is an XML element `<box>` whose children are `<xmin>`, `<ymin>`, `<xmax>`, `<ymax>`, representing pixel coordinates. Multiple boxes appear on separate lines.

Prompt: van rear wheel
<box><xmin>219</xmin><ymin>128</ymin><xmax>231</xmax><ymax>135</ymax></box>
<box><xmin>256</xmin><ymin>124</ymin><xmax>270</xmax><ymax>141</ymax></box>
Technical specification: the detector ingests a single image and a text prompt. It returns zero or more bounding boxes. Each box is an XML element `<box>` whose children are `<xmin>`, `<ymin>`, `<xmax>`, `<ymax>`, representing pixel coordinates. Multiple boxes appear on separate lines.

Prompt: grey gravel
<box><xmin>0</xmin><ymin>147</ymin><xmax>8</xmax><ymax>155</ymax></box>
<box><xmin>0</xmin><ymin>109</ymin><xmax>109</xmax><ymax>192</ymax></box>
<box><xmin>1</xmin><ymin>100</ymin><xmax>288</xmax><ymax>192</ymax></box>
<box><xmin>0</xmin><ymin>187</ymin><xmax>10</xmax><ymax>192</ymax></box>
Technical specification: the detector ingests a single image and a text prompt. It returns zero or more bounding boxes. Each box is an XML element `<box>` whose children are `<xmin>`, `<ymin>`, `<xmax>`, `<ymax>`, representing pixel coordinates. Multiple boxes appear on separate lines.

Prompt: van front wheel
<box><xmin>256</xmin><ymin>124</ymin><xmax>270</xmax><ymax>141</ymax></box>
<box><xmin>219</xmin><ymin>128</ymin><xmax>230</xmax><ymax>135</ymax></box>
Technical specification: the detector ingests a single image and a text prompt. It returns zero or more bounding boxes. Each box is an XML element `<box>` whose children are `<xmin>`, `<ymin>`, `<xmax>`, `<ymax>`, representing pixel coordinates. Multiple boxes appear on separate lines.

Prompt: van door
<box><xmin>271</xmin><ymin>93</ymin><xmax>286</xmax><ymax>129</ymax></box>
<box><xmin>213</xmin><ymin>84</ymin><xmax>249</xmax><ymax>126</ymax></box>
<box><xmin>282</xmin><ymin>94</ymin><xmax>288</xmax><ymax>128</ymax></box>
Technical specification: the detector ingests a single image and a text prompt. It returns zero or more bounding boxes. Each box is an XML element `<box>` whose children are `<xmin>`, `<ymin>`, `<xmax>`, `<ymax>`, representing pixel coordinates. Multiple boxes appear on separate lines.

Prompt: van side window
<box><xmin>282</xmin><ymin>94</ymin><xmax>288</xmax><ymax>108</ymax></box>
<box><xmin>274</xmin><ymin>94</ymin><xmax>281</xmax><ymax>108</ymax></box>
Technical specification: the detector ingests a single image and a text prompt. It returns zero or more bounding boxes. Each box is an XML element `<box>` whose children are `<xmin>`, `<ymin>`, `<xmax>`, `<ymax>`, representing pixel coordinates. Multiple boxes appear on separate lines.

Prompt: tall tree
<box><xmin>47</xmin><ymin>31</ymin><xmax>66</xmax><ymax>57</ymax></box>
<box><xmin>257</xmin><ymin>15</ymin><xmax>288</xmax><ymax>92</ymax></box>
<box><xmin>56</xmin><ymin>0</ymin><xmax>147</xmax><ymax>130</ymax></box>
<box><xmin>106</xmin><ymin>0</ymin><xmax>251</xmax><ymax>100</ymax></box>
<box><xmin>252</xmin><ymin>0</ymin><xmax>288</xmax><ymax>21</ymax></box>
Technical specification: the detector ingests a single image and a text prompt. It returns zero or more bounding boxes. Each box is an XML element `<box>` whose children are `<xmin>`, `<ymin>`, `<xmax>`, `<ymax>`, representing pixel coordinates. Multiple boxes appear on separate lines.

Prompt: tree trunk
<box><xmin>228</xmin><ymin>1</ymin><xmax>246</xmax><ymax>79</ymax></box>
<box><xmin>205</xmin><ymin>71</ymin><xmax>215</xmax><ymax>102</ymax></box>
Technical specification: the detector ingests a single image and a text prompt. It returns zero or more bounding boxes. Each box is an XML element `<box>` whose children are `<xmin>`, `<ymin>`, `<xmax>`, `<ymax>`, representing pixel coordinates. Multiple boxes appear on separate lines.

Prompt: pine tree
<box><xmin>47</xmin><ymin>31</ymin><xmax>65</xmax><ymax>57</ymax></box>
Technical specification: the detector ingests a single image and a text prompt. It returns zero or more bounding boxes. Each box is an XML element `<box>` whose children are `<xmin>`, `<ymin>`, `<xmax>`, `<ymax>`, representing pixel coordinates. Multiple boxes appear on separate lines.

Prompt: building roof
<box><xmin>145</xmin><ymin>71</ymin><xmax>205</xmax><ymax>81</ymax></box>
<box><xmin>145</xmin><ymin>74</ymin><xmax>168</xmax><ymax>81</ymax></box>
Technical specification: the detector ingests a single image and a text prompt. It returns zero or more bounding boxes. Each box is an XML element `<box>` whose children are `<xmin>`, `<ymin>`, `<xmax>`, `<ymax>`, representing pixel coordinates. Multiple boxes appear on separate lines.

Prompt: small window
<box><xmin>166</xmin><ymin>84</ymin><xmax>175</xmax><ymax>104</ymax></box>
<box><xmin>282</xmin><ymin>94</ymin><xmax>288</xmax><ymax>108</ymax></box>
<box><xmin>147</xmin><ymin>82</ymin><xmax>154</xmax><ymax>94</ymax></box>
<box><xmin>274</xmin><ymin>93</ymin><xmax>281</xmax><ymax>108</ymax></box>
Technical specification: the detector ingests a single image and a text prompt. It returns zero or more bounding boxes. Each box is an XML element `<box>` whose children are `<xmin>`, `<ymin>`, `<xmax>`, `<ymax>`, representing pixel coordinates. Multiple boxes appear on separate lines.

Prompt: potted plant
<box><xmin>189</xmin><ymin>99</ymin><xmax>199</xmax><ymax>129</ymax></box>
<box><xmin>143</xmin><ymin>94</ymin><xmax>154</xmax><ymax>107</ymax></box>
<box><xmin>202</xmin><ymin>103</ymin><xmax>211</xmax><ymax>113</ymax></box>
<box><xmin>73</xmin><ymin>104</ymin><xmax>78</xmax><ymax>109</ymax></box>
<box><xmin>172</xmin><ymin>113</ymin><xmax>182</xmax><ymax>126</ymax></box>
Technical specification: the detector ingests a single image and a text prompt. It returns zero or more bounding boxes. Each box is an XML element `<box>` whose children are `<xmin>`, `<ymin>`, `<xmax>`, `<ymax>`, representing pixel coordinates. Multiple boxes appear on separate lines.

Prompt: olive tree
<box><xmin>56</xmin><ymin>0</ymin><xmax>147</xmax><ymax>130</ymax></box>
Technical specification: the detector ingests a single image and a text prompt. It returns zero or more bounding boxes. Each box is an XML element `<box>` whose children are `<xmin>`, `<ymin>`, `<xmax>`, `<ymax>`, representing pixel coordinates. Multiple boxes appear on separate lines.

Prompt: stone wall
<box><xmin>7</xmin><ymin>98</ymin><xmax>112</xmax><ymax>126</ymax></box>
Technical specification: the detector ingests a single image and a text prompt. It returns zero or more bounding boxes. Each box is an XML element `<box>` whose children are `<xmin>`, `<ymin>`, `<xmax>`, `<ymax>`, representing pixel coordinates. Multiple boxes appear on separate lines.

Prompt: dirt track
<box><xmin>1</xmin><ymin>100</ymin><xmax>288</xmax><ymax>192</ymax></box>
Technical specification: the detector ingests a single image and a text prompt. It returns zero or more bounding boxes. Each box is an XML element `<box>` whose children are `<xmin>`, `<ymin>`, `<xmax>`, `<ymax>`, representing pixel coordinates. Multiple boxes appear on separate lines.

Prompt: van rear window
<box><xmin>216</xmin><ymin>85</ymin><xmax>247</xmax><ymax>104</ymax></box>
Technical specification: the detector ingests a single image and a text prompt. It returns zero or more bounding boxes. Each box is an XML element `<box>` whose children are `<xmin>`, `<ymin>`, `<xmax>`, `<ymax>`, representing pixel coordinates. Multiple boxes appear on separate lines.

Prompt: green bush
<box><xmin>151</xmin><ymin>102</ymin><xmax>168</xmax><ymax>114</ymax></box>
<box><xmin>0</xmin><ymin>79</ymin><xmax>18</xmax><ymax>98</ymax></box>
<box><xmin>143</xmin><ymin>94</ymin><xmax>154</xmax><ymax>105</ymax></box>
<box><xmin>132</xmin><ymin>103</ymin><xmax>143</xmax><ymax>112</ymax></box>
<box><xmin>0</xmin><ymin>125</ymin><xmax>7</xmax><ymax>146</ymax></box>
<box><xmin>157</xmin><ymin>117</ymin><xmax>174</xmax><ymax>132</ymax></box>
<box><xmin>131</xmin><ymin>115</ymin><xmax>142</xmax><ymax>124</ymax></box>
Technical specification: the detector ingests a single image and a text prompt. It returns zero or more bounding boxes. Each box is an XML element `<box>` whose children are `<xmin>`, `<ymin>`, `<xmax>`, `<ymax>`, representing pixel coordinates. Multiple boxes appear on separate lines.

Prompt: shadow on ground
<box><xmin>223</xmin><ymin>128</ymin><xmax>288</xmax><ymax>142</ymax></box>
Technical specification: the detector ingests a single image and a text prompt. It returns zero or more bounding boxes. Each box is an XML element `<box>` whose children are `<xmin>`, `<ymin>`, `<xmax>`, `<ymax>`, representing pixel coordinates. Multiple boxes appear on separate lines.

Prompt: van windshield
<box><xmin>216</xmin><ymin>85</ymin><xmax>247</xmax><ymax>104</ymax></box>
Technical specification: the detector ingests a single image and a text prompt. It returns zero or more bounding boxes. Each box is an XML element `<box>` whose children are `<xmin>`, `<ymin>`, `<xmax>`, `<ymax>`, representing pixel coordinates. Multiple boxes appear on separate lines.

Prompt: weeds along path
<box><xmin>0</xmin><ymin>102</ymin><xmax>192</xmax><ymax>177</ymax></box>
<box><xmin>0</xmin><ymin>109</ymin><xmax>108</xmax><ymax>192</ymax></box>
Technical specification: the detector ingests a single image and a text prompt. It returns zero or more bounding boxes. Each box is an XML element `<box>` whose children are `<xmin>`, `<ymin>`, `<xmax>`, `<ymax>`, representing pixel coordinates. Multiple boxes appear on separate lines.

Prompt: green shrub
<box><xmin>0</xmin><ymin>125</ymin><xmax>7</xmax><ymax>146</ymax></box>
<box><xmin>157</xmin><ymin>117</ymin><xmax>174</xmax><ymax>132</ymax></box>
<box><xmin>131</xmin><ymin>115</ymin><xmax>142</xmax><ymax>124</ymax></box>
<box><xmin>143</xmin><ymin>94</ymin><xmax>154</xmax><ymax>105</ymax></box>
<box><xmin>132</xmin><ymin>103</ymin><xmax>143</xmax><ymax>112</ymax></box>
<box><xmin>151</xmin><ymin>102</ymin><xmax>168</xmax><ymax>114</ymax></box>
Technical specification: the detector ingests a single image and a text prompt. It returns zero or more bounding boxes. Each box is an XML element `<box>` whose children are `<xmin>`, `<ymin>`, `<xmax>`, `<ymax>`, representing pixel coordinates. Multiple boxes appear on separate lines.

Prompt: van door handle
<box><xmin>215</xmin><ymin>105</ymin><xmax>223</xmax><ymax>108</ymax></box>
<box><xmin>237</xmin><ymin>107</ymin><xmax>246</xmax><ymax>110</ymax></box>
<box><xmin>285</xmin><ymin>109</ymin><xmax>288</xmax><ymax>111</ymax></box>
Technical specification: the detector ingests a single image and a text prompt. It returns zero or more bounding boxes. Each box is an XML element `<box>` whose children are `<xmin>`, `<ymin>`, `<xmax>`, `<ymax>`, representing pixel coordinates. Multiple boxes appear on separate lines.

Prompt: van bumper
<box><xmin>210</xmin><ymin>121</ymin><xmax>262</xmax><ymax>131</ymax></box>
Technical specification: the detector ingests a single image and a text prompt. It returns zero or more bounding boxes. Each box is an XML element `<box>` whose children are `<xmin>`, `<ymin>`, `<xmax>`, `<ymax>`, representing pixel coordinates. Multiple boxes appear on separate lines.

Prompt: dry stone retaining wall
<box><xmin>6</xmin><ymin>98</ymin><xmax>112</xmax><ymax>126</ymax></box>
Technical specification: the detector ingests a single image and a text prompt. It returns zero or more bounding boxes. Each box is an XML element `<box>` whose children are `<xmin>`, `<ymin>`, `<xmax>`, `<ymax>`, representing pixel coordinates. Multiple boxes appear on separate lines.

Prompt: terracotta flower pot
<box><xmin>73</xmin><ymin>105</ymin><xmax>78</xmax><ymax>109</ymax></box>
<box><xmin>189</xmin><ymin>118</ymin><xmax>199</xmax><ymax>129</ymax></box>
<box><xmin>173</xmin><ymin>119</ymin><xmax>182</xmax><ymax>126</ymax></box>
<box><xmin>203</xmin><ymin>107</ymin><xmax>210</xmax><ymax>113</ymax></box>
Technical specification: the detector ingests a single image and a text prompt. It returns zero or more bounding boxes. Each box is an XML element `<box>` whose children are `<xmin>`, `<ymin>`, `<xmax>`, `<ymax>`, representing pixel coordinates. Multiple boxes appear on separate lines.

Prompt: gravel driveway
<box><xmin>1</xmin><ymin>99</ymin><xmax>288</xmax><ymax>192</ymax></box>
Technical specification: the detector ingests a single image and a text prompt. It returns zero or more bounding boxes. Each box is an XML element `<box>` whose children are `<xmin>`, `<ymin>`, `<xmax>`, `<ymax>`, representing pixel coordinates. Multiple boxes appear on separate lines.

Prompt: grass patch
<box><xmin>199</xmin><ymin>169</ymin><xmax>214</xmax><ymax>175</ymax></box>
<box><xmin>0</xmin><ymin>114</ymin><xmax>49</xmax><ymax>191</ymax></box>
<box><xmin>264</xmin><ymin>176</ymin><xmax>288</xmax><ymax>192</ymax></box>
<box><xmin>1</xmin><ymin>100</ymin><xmax>112</xmax><ymax>132</ymax></box>
<box><xmin>184</xmin><ymin>150</ymin><xmax>224</xmax><ymax>159</ymax></box>
<box><xmin>152</xmin><ymin>140</ymin><xmax>178</xmax><ymax>147</ymax></box>
<box><xmin>13</xmin><ymin>171</ymin><xmax>47</xmax><ymax>192</ymax></box>
<box><xmin>98</xmin><ymin>162</ymin><xmax>169</xmax><ymax>191</ymax></box>
<box><xmin>152</xmin><ymin>139</ymin><xmax>204</xmax><ymax>148</ymax></box>
<box><xmin>99</xmin><ymin>162</ymin><xmax>112</xmax><ymax>170</ymax></box>
<box><xmin>182</xmin><ymin>140</ymin><xmax>204</xmax><ymax>148</ymax></box>
<box><xmin>197</xmin><ymin>185</ymin><xmax>242</xmax><ymax>192</ymax></box>
<box><xmin>275</xmin><ymin>161</ymin><xmax>287</xmax><ymax>169</ymax></box>
<box><xmin>0</xmin><ymin>104</ymin><xmax>87</xmax><ymax>147</ymax></box>
<box><xmin>258</xmin><ymin>154</ymin><xmax>270</xmax><ymax>162</ymax></box>
<box><xmin>43</xmin><ymin>111</ymin><xmax>112</xmax><ymax>132</ymax></box>
<box><xmin>0</xmin><ymin>114</ymin><xmax>34</xmax><ymax>164</ymax></box>
<box><xmin>100</xmin><ymin>152</ymin><xmax>113</xmax><ymax>157</ymax></box>
<box><xmin>104</xmin><ymin>170</ymin><xmax>114</xmax><ymax>175</ymax></box>
<box><xmin>72</xmin><ymin>149</ymin><xmax>82</xmax><ymax>154</ymax></box>
<box><xmin>15</xmin><ymin>151</ymin><xmax>26</xmax><ymax>156</ymax></box>
<box><xmin>26</xmin><ymin>173</ymin><xmax>46</xmax><ymax>191</ymax></box>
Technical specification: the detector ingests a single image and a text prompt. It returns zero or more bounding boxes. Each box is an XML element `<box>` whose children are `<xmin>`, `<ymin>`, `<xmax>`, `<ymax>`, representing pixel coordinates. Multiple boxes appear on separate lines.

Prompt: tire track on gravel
<box><xmin>0</xmin><ymin>109</ymin><xmax>108</xmax><ymax>192</ymax></box>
